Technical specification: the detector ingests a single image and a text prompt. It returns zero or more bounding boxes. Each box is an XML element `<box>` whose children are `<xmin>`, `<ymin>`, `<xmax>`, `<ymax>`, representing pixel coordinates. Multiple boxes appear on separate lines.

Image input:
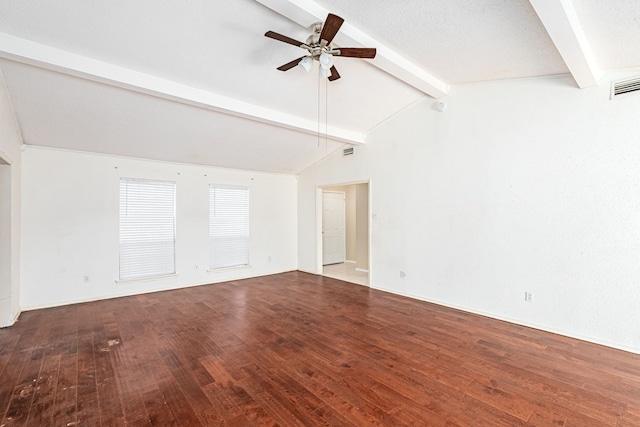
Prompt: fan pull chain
<box><xmin>317</xmin><ymin>72</ymin><xmax>321</xmax><ymax>147</ymax></box>
<box><xmin>325</xmin><ymin>78</ymin><xmax>328</xmax><ymax>151</ymax></box>
<box><xmin>316</xmin><ymin>73</ymin><xmax>329</xmax><ymax>149</ymax></box>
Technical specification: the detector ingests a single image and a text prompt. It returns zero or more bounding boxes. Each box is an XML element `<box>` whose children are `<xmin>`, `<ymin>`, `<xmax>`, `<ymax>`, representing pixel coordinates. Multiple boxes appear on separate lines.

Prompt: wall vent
<box><xmin>611</xmin><ymin>77</ymin><xmax>640</xmax><ymax>98</ymax></box>
<box><xmin>343</xmin><ymin>147</ymin><xmax>354</xmax><ymax>156</ymax></box>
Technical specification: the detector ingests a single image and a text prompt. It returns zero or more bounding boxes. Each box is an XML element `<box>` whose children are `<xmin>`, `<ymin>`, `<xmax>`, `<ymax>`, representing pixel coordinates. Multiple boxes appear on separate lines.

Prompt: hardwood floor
<box><xmin>1</xmin><ymin>271</ymin><xmax>639</xmax><ymax>426</ymax></box>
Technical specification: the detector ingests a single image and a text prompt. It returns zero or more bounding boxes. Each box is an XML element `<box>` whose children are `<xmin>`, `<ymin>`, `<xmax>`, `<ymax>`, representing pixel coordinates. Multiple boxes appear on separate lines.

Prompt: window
<box><xmin>209</xmin><ymin>184</ymin><xmax>249</xmax><ymax>269</ymax></box>
<box><xmin>119</xmin><ymin>178</ymin><xmax>176</xmax><ymax>280</ymax></box>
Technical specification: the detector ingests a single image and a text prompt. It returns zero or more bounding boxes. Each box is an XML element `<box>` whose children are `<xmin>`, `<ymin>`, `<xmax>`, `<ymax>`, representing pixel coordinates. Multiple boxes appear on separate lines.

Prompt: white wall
<box><xmin>298</xmin><ymin>72</ymin><xmax>640</xmax><ymax>353</ymax></box>
<box><xmin>0</xmin><ymin>68</ymin><xmax>22</xmax><ymax>327</ymax></box>
<box><xmin>21</xmin><ymin>147</ymin><xmax>297</xmax><ymax>309</ymax></box>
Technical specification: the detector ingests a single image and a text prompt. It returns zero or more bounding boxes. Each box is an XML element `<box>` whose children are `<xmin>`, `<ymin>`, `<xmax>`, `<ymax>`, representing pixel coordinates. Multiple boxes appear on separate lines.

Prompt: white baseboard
<box><xmin>355</xmin><ymin>268</ymin><xmax>369</xmax><ymax>273</ymax></box>
<box><xmin>21</xmin><ymin>269</ymin><xmax>297</xmax><ymax>312</ymax></box>
<box><xmin>0</xmin><ymin>309</ymin><xmax>21</xmax><ymax>328</ymax></box>
<box><xmin>370</xmin><ymin>285</ymin><xmax>640</xmax><ymax>356</ymax></box>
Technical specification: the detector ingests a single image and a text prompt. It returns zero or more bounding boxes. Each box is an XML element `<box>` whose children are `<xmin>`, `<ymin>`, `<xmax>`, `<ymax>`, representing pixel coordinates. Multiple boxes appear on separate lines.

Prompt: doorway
<box><xmin>322</xmin><ymin>191</ymin><xmax>346</xmax><ymax>265</ymax></box>
<box><xmin>320</xmin><ymin>182</ymin><xmax>369</xmax><ymax>286</ymax></box>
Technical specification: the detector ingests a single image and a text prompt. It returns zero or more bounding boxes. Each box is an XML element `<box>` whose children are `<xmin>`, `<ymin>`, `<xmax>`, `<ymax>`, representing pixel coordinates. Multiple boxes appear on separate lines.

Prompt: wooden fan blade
<box><xmin>336</xmin><ymin>47</ymin><xmax>377</xmax><ymax>59</ymax></box>
<box><xmin>277</xmin><ymin>56</ymin><xmax>306</xmax><ymax>71</ymax></box>
<box><xmin>265</xmin><ymin>31</ymin><xmax>306</xmax><ymax>48</ymax></box>
<box><xmin>328</xmin><ymin>66</ymin><xmax>341</xmax><ymax>81</ymax></box>
<box><xmin>319</xmin><ymin>13</ymin><xmax>344</xmax><ymax>45</ymax></box>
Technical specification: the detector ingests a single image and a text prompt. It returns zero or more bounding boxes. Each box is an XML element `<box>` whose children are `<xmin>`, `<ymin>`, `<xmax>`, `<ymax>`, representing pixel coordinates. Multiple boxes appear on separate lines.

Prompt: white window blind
<box><xmin>209</xmin><ymin>184</ymin><xmax>249</xmax><ymax>269</ymax></box>
<box><xmin>119</xmin><ymin>178</ymin><xmax>176</xmax><ymax>280</ymax></box>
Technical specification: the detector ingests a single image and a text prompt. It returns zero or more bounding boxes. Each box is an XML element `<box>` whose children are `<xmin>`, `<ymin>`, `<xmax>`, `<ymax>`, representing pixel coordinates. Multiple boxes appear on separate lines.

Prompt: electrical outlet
<box><xmin>268</xmin><ymin>255</ymin><xmax>272</xmax><ymax>262</ymax></box>
<box><xmin>83</xmin><ymin>276</ymin><xmax>89</xmax><ymax>283</ymax></box>
<box><xmin>525</xmin><ymin>292</ymin><xmax>533</xmax><ymax>303</ymax></box>
<box><xmin>400</xmin><ymin>271</ymin><xmax>406</xmax><ymax>279</ymax></box>
<box><xmin>194</xmin><ymin>265</ymin><xmax>199</xmax><ymax>271</ymax></box>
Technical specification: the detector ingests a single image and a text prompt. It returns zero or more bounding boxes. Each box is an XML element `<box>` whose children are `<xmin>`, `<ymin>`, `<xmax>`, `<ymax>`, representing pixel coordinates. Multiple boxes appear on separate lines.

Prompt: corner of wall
<box><xmin>0</xmin><ymin>63</ymin><xmax>24</xmax><ymax>326</ymax></box>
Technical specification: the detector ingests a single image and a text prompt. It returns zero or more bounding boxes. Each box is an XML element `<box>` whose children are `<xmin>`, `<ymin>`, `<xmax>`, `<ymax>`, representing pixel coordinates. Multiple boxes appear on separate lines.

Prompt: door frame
<box><xmin>315</xmin><ymin>180</ymin><xmax>371</xmax><ymax>285</ymax></box>
<box><xmin>0</xmin><ymin>153</ymin><xmax>12</xmax><ymax>326</ymax></box>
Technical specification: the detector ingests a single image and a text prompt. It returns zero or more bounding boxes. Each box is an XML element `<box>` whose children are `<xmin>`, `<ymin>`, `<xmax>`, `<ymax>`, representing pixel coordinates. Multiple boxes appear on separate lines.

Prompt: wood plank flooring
<box><xmin>1</xmin><ymin>271</ymin><xmax>639</xmax><ymax>426</ymax></box>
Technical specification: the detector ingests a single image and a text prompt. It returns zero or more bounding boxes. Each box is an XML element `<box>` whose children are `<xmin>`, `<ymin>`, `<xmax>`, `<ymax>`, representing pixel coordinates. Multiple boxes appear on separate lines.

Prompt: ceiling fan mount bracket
<box><xmin>310</xmin><ymin>22</ymin><xmax>323</xmax><ymax>34</ymax></box>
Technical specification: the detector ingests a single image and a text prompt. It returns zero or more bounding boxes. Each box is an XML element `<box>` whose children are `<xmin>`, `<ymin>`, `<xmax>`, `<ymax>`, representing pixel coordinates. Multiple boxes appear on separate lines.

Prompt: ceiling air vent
<box><xmin>343</xmin><ymin>147</ymin><xmax>354</xmax><ymax>156</ymax></box>
<box><xmin>611</xmin><ymin>77</ymin><xmax>640</xmax><ymax>98</ymax></box>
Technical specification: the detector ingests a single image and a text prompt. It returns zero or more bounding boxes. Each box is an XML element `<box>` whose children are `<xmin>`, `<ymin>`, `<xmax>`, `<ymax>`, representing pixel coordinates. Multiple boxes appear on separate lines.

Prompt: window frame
<box><xmin>119</xmin><ymin>177</ymin><xmax>177</xmax><ymax>281</ymax></box>
<box><xmin>209</xmin><ymin>184</ymin><xmax>250</xmax><ymax>270</ymax></box>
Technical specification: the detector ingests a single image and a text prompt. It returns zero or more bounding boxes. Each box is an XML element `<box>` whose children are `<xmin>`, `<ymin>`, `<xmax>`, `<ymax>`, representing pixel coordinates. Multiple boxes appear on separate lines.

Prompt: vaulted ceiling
<box><xmin>1</xmin><ymin>0</ymin><xmax>639</xmax><ymax>174</ymax></box>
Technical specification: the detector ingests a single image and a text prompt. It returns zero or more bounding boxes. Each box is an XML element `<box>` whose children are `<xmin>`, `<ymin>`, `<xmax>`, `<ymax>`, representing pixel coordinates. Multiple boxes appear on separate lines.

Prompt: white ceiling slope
<box><xmin>1</xmin><ymin>0</ymin><xmax>640</xmax><ymax>174</ymax></box>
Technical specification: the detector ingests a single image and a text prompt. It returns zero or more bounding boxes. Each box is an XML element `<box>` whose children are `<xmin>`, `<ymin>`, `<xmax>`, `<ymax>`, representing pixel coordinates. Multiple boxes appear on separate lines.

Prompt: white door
<box><xmin>322</xmin><ymin>191</ymin><xmax>346</xmax><ymax>265</ymax></box>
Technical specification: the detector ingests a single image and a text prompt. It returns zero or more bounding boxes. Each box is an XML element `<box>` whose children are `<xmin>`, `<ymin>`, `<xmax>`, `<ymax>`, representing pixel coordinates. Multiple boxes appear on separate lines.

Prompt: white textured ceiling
<box><xmin>0</xmin><ymin>61</ymin><xmax>346</xmax><ymax>175</ymax></box>
<box><xmin>572</xmin><ymin>0</ymin><xmax>640</xmax><ymax>70</ymax></box>
<box><xmin>0</xmin><ymin>0</ymin><xmax>639</xmax><ymax>174</ymax></box>
<box><xmin>313</xmin><ymin>0</ymin><xmax>570</xmax><ymax>83</ymax></box>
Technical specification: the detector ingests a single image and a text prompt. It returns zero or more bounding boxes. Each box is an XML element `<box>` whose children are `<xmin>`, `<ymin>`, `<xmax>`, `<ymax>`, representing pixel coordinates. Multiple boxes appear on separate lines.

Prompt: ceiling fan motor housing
<box><xmin>306</xmin><ymin>27</ymin><xmax>331</xmax><ymax>60</ymax></box>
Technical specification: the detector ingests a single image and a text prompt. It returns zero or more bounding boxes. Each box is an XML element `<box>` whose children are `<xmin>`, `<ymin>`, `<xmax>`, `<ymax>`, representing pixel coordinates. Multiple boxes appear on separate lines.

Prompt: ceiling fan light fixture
<box><xmin>319</xmin><ymin>66</ymin><xmax>332</xmax><ymax>79</ymax></box>
<box><xmin>299</xmin><ymin>56</ymin><xmax>313</xmax><ymax>72</ymax></box>
<box><xmin>319</xmin><ymin>52</ymin><xmax>334</xmax><ymax>69</ymax></box>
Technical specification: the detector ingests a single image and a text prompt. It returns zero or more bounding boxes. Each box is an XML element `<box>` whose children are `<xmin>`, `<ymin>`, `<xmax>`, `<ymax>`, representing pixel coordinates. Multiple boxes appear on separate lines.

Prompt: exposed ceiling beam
<box><xmin>529</xmin><ymin>0</ymin><xmax>600</xmax><ymax>88</ymax></box>
<box><xmin>0</xmin><ymin>32</ymin><xmax>365</xmax><ymax>145</ymax></box>
<box><xmin>255</xmin><ymin>0</ymin><xmax>449</xmax><ymax>98</ymax></box>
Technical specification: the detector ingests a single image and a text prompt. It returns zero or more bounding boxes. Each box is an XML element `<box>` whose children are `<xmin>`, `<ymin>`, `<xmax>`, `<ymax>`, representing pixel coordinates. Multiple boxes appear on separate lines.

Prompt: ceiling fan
<box><xmin>265</xmin><ymin>13</ymin><xmax>376</xmax><ymax>81</ymax></box>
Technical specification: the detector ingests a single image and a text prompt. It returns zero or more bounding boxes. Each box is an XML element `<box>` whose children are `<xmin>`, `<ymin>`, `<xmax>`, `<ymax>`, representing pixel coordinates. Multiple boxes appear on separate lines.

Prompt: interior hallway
<box><xmin>323</xmin><ymin>262</ymin><xmax>369</xmax><ymax>287</ymax></box>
